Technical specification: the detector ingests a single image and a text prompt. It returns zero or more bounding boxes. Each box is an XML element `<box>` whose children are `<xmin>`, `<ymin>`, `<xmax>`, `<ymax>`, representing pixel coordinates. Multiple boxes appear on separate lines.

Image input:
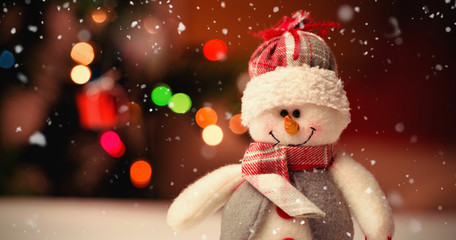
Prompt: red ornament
<box><xmin>76</xmin><ymin>89</ymin><xmax>117</xmax><ymax>130</ymax></box>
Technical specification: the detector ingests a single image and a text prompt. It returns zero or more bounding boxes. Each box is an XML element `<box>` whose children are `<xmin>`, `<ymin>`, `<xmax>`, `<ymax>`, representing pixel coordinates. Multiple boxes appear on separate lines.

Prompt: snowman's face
<box><xmin>248</xmin><ymin>103</ymin><xmax>350</xmax><ymax>146</ymax></box>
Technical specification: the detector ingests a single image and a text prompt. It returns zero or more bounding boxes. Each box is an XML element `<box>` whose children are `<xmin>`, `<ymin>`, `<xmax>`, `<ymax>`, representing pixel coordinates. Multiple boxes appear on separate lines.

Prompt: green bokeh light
<box><xmin>169</xmin><ymin>93</ymin><xmax>192</xmax><ymax>114</ymax></box>
<box><xmin>151</xmin><ymin>85</ymin><xmax>172</xmax><ymax>106</ymax></box>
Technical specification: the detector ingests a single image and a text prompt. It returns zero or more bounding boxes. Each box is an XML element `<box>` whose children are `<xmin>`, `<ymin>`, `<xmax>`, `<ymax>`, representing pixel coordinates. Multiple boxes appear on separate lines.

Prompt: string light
<box><xmin>100</xmin><ymin>131</ymin><xmax>125</xmax><ymax>158</ymax></box>
<box><xmin>71</xmin><ymin>65</ymin><xmax>91</xmax><ymax>85</ymax></box>
<box><xmin>151</xmin><ymin>85</ymin><xmax>172</xmax><ymax>106</ymax></box>
<box><xmin>130</xmin><ymin>160</ymin><xmax>152</xmax><ymax>188</ymax></box>
<box><xmin>203</xmin><ymin>39</ymin><xmax>227</xmax><ymax>61</ymax></box>
<box><xmin>70</xmin><ymin>42</ymin><xmax>95</xmax><ymax>65</ymax></box>
<box><xmin>202</xmin><ymin>124</ymin><xmax>223</xmax><ymax>146</ymax></box>
<box><xmin>92</xmin><ymin>9</ymin><xmax>107</xmax><ymax>23</ymax></box>
<box><xmin>195</xmin><ymin>107</ymin><xmax>217</xmax><ymax>128</ymax></box>
<box><xmin>143</xmin><ymin>16</ymin><xmax>160</xmax><ymax>34</ymax></box>
<box><xmin>229</xmin><ymin>114</ymin><xmax>248</xmax><ymax>134</ymax></box>
<box><xmin>169</xmin><ymin>93</ymin><xmax>192</xmax><ymax>114</ymax></box>
<box><xmin>0</xmin><ymin>50</ymin><xmax>14</xmax><ymax>69</ymax></box>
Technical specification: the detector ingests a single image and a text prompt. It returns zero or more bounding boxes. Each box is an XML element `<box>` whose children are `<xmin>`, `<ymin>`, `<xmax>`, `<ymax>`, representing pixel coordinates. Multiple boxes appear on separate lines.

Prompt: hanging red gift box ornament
<box><xmin>76</xmin><ymin>70</ymin><xmax>127</xmax><ymax>130</ymax></box>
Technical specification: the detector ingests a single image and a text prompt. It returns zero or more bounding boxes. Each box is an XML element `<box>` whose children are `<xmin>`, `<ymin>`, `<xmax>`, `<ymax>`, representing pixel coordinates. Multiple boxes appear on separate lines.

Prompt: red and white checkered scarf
<box><xmin>241</xmin><ymin>142</ymin><xmax>334</xmax><ymax>218</ymax></box>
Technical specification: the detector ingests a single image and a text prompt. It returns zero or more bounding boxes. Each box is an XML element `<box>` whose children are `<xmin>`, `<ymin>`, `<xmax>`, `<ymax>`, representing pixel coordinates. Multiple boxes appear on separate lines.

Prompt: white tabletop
<box><xmin>0</xmin><ymin>197</ymin><xmax>455</xmax><ymax>240</ymax></box>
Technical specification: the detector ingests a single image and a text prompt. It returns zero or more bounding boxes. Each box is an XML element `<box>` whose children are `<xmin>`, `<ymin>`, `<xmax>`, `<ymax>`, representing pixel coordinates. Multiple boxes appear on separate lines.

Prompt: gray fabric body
<box><xmin>221</xmin><ymin>169</ymin><xmax>353</xmax><ymax>240</ymax></box>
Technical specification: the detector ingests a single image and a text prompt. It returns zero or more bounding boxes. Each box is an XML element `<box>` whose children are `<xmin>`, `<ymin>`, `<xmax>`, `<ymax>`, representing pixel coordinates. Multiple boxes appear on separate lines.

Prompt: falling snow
<box><xmin>177</xmin><ymin>22</ymin><xmax>186</xmax><ymax>35</ymax></box>
<box><xmin>29</xmin><ymin>131</ymin><xmax>47</xmax><ymax>147</ymax></box>
<box><xmin>395</xmin><ymin>122</ymin><xmax>405</xmax><ymax>133</ymax></box>
<box><xmin>14</xmin><ymin>45</ymin><xmax>23</xmax><ymax>53</ymax></box>
<box><xmin>338</xmin><ymin>5</ymin><xmax>354</xmax><ymax>22</ymax></box>
<box><xmin>435</xmin><ymin>64</ymin><xmax>443</xmax><ymax>71</ymax></box>
<box><xmin>28</xmin><ymin>25</ymin><xmax>38</xmax><ymax>32</ymax></box>
<box><xmin>17</xmin><ymin>73</ymin><xmax>28</xmax><ymax>83</ymax></box>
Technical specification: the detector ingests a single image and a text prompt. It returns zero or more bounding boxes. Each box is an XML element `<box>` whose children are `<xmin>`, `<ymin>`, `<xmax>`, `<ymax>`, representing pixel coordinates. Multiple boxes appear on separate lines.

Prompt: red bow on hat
<box><xmin>251</xmin><ymin>11</ymin><xmax>340</xmax><ymax>60</ymax></box>
<box><xmin>252</xmin><ymin>10</ymin><xmax>341</xmax><ymax>41</ymax></box>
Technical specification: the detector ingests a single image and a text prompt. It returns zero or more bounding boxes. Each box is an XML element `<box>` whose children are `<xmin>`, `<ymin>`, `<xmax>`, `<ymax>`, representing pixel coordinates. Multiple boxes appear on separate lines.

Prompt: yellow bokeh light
<box><xmin>70</xmin><ymin>42</ymin><xmax>95</xmax><ymax>65</ymax></box>
<box><xmin>202</xmin><ymin>124</ymin><xmax>223</xmax><ymax>146</ymax></box>
<box><xmin>92</xmin><ymin>9</ymin><xmax>107</xmax><ymax>23</ymax></box>
<box><xmin>71</xmin><ymin>65</ymin><xmax>91</xmax><ymax>85</ymax></box>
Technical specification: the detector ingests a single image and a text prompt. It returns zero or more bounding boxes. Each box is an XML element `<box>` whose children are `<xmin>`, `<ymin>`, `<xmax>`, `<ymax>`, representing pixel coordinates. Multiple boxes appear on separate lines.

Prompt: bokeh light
<box><xmin>130</xmin><ymin>160</ymin><xmax>152</xmax><ymax>188</ymax></box>
<box><xmin>71</xmin><ymin>65</ymin><xmax>92</xmax><ymax>85</ymax></box>
<box><xmin>76</xmin><ymin>90</ymin><xmax>117</xmax><ymax>130</ymax></box>
<box><xmin>195</xmin><ymin>107</ymin><xmax>218</xmax><ymax>128</ymax></box>
<box><xmin>128</xmin><ymin>101</ymin><xmax>142</xmax><ymax>124</ymax></box>
<box><xmin>0</xmin><ymin>50</ymin><xmax>15</xmax><ymax>69</ymax></box>
<box><xmin>203</xmin><ymin>39</ymin><xmax>227</xmax><ymax>61</ymax></box>
<box><xmin>100</xmin><ymin>131</ymin><xmax>125</xmax><ymax>158</ymax></box>
<box><xmin>202</xmin><ymin>124</ymin><xmax>224</xmax><ymax>146</ymax></box>
<box><xmin>92</xmin><ymin>9</ymin><xmax>107</xmax><ymax>23</ymax></box>
<box><xmin>169</xmin><ymin>93</ymin><xmax>192</xmax><ymax>114</ymax></box>
<box><xmin>151</xmin><ymin>85</ymin><xmax>172</xmax><ymax>106</ymax></box>
<box><xmin>229</xmin><ymin>114</ymin><xmax>248</xmax><ymax>134</ymax></box>
<box><xmin>143</xmin><ymin>16</ymin><xmax>160</xmax><ymax>34</ymax></box>
<box><xmin>70</xmin><ymin>42</ymin><xmax>95</xmax><ymax>65</ymax></box>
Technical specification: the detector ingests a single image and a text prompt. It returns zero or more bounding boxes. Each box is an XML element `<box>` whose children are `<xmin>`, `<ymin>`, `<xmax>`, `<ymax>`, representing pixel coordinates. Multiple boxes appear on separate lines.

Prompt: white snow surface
<box><xmin>0</xmin><ymin>198</ymin><xmax>455</xmax><ymax>240</ymax></box>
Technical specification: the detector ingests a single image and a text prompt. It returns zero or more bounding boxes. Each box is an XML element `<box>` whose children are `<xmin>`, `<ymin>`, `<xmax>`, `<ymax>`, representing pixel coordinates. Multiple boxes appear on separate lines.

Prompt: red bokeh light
<box><xmin>203</xmin><ymin>39</ymin><xmax>227</xmax><ymax>61</ymax></box>
<box><xmin>100</xmin><ymin>131</ymin><xmax>125</xmax><ymax>157</ymax></box>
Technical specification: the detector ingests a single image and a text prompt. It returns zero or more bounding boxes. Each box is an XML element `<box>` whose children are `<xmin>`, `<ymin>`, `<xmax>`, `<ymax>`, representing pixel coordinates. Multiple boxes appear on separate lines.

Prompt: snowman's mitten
<box><xmin>330</xmin><ymin>153</ymin><xmax>395</xmax><ymax>240</ymax></box>
<box><xmin>167</xmin><ymin>164</ymin><xmax>243</xmax><ymax>232</ymax></box>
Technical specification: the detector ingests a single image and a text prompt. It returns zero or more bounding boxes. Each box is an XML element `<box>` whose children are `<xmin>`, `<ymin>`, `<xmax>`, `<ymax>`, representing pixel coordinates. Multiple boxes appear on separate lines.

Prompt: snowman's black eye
<box><xmin>293</xmin><ymin>110</ymin><xmax>300</xmax><ymax>118</ymax></box>
<box><xmin>280</xmin><ymin>110</ymin><xmax>289</xmax><ymax>117</ymax></box>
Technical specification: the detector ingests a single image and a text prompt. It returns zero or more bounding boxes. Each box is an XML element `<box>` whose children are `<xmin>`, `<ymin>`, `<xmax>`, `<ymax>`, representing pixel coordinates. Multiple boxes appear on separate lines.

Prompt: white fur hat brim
<box><xmin>241</xmin><ymin>65</ymin><xmax>350</xmax><ymax>126</ymax></box>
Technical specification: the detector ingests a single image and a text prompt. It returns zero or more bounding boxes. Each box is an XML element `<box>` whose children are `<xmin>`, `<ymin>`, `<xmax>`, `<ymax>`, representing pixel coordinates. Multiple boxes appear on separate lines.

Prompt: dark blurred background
<box><xmin>0</xmin><ymin>0</ymin><xmax>455</xmax><ymax>213</ymax></box>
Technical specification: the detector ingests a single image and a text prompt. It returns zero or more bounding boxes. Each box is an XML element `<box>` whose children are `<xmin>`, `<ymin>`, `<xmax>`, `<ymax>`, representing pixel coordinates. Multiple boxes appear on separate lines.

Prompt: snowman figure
<box><xmin>167</xmin><ymin>11</ymin><xmax>394</xmax><ymax>240</ymax></box>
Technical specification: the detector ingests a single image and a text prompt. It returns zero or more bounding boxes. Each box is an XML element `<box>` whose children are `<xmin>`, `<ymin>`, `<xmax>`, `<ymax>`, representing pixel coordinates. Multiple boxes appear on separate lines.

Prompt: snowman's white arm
<box><xmin>167</xmin><ymin>164</ymin><xmax>243</xmax><ymax>232</ymax></box>
<box><xmin>330</xmin><ymin>153</ymin><xmax>394</xmax><ymax>240</ymax></box>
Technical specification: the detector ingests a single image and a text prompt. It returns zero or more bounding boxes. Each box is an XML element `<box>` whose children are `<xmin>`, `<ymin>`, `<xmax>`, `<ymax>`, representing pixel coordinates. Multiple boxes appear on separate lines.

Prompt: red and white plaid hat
<box><xmin>241</xmin><ymin>11</ymin><xmax>350</xmax><ymax>126</ymax></box>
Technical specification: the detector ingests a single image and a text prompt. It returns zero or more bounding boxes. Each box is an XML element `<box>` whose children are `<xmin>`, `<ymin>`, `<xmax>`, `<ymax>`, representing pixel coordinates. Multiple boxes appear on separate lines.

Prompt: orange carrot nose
<box><xmin>284</xmin><ymin>115</ymin><xmax>300</xmax><ymax>135</ymax></box>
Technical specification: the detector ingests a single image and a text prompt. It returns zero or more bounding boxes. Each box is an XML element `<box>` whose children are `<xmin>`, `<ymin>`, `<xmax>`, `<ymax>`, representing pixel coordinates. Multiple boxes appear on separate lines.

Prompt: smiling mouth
<box><xmin>269</xmin><ymin>127</ymin><xmax>316</xmax><ymax>147</ymax></box>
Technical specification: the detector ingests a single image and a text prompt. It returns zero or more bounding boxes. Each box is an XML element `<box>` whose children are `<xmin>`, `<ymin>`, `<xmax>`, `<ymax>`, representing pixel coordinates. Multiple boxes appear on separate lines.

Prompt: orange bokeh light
<box><xmin>203</xmin><ymin>39</ymin><xmax>227</xmax><ymax>61</ymax></box>
<box><xmin>92</xmin><ymin>9</ymin><xmax>107</xmax><ymax>23</ymax></box>
<box><xmin>195</xmin><ymin>107</ymin><xmax>218</xmax><ymax>128</ymax></box>
<box><xmin>70</xmin><ymin>42</ymin><xmax>95</xmax><ymax>65</ymax></box>
<box><xmin>229</xmin><ymin>114</ymin><xmax>248</xmax><ymax>134</ymax></box>
<box><xmin>202</xmin><ymin>124</ymin><xmax>223</xmax><ymax>146</ymax></box>
<box><xmin>130</xmin><ymin>160</ymin><xmax>152</xmax><ymax>188</ymax></box>
<box><xmin>71</xmin><ymin>65</ymin><xmax>91</xmax><ymax>85</ymax></box>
